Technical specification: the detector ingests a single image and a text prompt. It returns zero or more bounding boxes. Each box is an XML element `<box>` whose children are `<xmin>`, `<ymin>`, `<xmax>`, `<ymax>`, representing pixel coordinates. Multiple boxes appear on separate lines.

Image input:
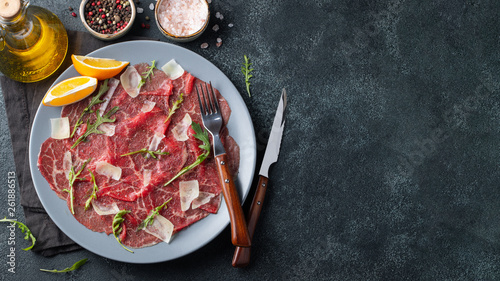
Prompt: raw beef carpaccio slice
<box><xmin>37</xmin><ymin>62</ymin><xmax>240</xmax><ymax>248</ymax></box>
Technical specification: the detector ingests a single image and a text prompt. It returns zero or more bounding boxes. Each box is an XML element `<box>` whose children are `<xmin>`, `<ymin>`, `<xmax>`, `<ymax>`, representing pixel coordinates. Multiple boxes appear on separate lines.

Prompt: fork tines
<box><xmin>196</xmin><ymin>82</ymin><xmax>220</xmax><ymax>115</ymax></box>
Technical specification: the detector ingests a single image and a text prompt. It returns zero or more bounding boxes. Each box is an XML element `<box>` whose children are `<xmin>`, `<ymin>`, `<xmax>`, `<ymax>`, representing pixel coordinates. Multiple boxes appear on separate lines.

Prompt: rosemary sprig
<box><xmin>165</xmin><ymin>93</ymin><xmax>184</xmax><ymax>123</ymax></box>
<box><xmin>71</xmin><ymin>79</ymin><xmax>109</xmax><ymax>138</ymax></box>
<box><xmin>84</xmin><ymin>169</ymin><xmax>99</xmax><ymax>211</ymax></box>
<box><xmin>164</xmin><ymin>122</ymin><xmax>210</xmax><ymax>187</ymax></box>
<box><xmin>120</xmin><ymin>148</ymin><xmax>169</xmax><ymax>159</ymax></box>
<box><xmin>0</xmin><ymin>218</ymin><xmax>36</xmax><ymax>251</ymax></box>
<box><xmin>112</xmin><ymin>210</ymin><xmax>134</xmax><ymax>253</ymax></box>
<box><xmin>138</xmin><ymin>60</ymin><xmax>156</xmax><ymax>89</ymax></box>
<box><xmin>68</xmin><ymin>158</ymin><xmax>91</xmax><ymax>214</ymax></box>
<box><xmin>71</xmin><ymin>107</ymin><xmax>119</xmax><ymax>149</ymax></box>
<box><xmin>241</xmin><ymin>55</ymin><xmax>253</xmax><ymax>97</ymax></box>
<box><xmin>137</xmin><ymin>198</ymin><xmax>172</xmax><ymax>231</ymax></box>
<box><xmin>40</xmin><ymin>258</ymin><xmax>88</xmax><ymax>273</ymax></box>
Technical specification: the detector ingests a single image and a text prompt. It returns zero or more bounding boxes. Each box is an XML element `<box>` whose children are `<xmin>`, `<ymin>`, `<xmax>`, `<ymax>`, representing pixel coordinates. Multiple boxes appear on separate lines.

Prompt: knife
<box><xmin>232</xmin><ymin>88</ymin><xmax>287</xmax><ymax>267</ymax></box>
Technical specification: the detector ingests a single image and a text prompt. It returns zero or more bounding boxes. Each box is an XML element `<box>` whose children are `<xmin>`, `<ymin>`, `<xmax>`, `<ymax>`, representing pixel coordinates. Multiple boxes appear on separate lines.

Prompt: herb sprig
<box><xmin>165</xmin><ymin>93</ymin><xmax>184</xmax><ymax>123</ymax></box>
<box><xmin>120</xmin><ymin>148</ymin><xmax>169</xmax><ymax>159</ymax></box>
<box><xmin>113</xmin><ymin>210</ymin><xmax>134</xmax><ymax>253</ymax></box>
<box><xmin>71</xmin><ymin>107</ymin><xmax>119</xmax><ymax>149</ymax></box>
<box><xmin>241</xmin><ymin>55</ymin><xmax>253</xmax><ymax>97</ymax></box>
<box><xmin>40</xmin><ymin>258</ymin><xmax>88</xmax><ymax>273</ymax></box>
<box><xmin>68</xmin><ymin>158</ymin><xmax>91</xmax><ymax>214</ymax></box>
<box><xmin>71</xmin><ymin>80</ymin><xmax>109</xmax><ymax>138</ymax></box>
<box><xmin>0</xmin><ymin>218</ymin><xmax>36</xmax><ymax>251</ymax></box>
<box><xmin>84</xmin><ymin>169</ymin><xmax>99</xmax><ymax>211</ymax></box>
<box><xmin>138</xmin><ymin>60</ymin><xmax>156</xmax><ymax>89</ymax></box>
<box><xmin>137</xmin><ymin>198</ymin><xmax>172</xmax><ymax>231</ymax></box>
<box><xmin>164</xmin><ymin>122</ymin><xmax>210</xmax><ymax>187</ymax></box>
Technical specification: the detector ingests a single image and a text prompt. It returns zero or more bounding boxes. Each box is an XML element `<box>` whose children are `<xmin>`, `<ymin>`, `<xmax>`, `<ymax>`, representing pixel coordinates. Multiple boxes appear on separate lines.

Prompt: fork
<box><xmin>196</xmin><ymin>82</ymin><xmax>251</xmax><ymax>248</ymax></box>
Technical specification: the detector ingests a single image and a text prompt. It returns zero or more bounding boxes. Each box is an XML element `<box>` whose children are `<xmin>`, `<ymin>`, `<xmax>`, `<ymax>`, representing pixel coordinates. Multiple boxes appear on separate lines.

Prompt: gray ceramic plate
<box><xmin>29</xmin><ymin>41</ymin><xmax>256</xmax><ymax>263</ymax></box>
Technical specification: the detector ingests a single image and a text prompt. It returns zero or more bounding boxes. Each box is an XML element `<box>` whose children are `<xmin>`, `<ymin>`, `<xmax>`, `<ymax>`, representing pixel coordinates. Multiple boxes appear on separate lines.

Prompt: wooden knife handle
<box><xmin>232</xmin><ymin>175</ymin><xmax>269</xmax><ymax>267</ymax></box>
<box><xmin>215</xmin><ymin>154</ymin><xmax>251</xmax><ymax>247</ymax></box>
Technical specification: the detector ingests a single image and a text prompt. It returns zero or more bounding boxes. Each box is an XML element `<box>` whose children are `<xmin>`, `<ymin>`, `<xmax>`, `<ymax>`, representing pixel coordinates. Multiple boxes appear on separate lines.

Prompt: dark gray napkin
<box><xmin>0</xmin><ymin>30</ymin><xmax>153</xmax><ymax>256</ymax></box>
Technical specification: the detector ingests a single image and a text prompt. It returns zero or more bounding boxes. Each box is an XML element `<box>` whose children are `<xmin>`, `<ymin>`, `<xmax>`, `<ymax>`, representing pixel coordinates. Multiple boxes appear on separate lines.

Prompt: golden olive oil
<box><xmin>0</xmin><ymin>3</ymin><xmax>68</xmax><ymax>83</ymax></box>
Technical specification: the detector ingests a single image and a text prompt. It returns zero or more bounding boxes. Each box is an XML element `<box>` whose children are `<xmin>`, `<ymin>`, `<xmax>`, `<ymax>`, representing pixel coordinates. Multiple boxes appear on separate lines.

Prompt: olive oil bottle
<box><xmin>0</xmin><ymin>0</ymin><xmax>68</xmax><ymax>83</ymax></box>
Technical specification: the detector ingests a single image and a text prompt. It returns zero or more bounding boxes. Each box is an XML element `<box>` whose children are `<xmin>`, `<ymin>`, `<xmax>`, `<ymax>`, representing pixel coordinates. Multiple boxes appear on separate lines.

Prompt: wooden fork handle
<box><xmin>232</xmin><ymin>175</ymin><xmax>268</xmax><ymax>267</ymax></box>
<box><xmin>215</xmin><ymin>154</ymin><xmax>251</xmax><ymax>247</ymax></box>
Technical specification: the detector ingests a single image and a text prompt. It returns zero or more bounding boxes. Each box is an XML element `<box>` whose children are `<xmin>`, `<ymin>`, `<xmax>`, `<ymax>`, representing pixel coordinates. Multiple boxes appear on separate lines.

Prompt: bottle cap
<box><xmin>0</xmin><ymin>0</ymin><xmax>21</xmax><ymax>20</ymax></box>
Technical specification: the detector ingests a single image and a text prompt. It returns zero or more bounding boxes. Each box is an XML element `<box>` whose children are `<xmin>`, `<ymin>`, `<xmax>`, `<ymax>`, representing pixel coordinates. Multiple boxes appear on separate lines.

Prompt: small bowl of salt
<box><xmin>155</xmin><ymin>0</ymin><xmax>210</xmax><ymax>42</ymax></box>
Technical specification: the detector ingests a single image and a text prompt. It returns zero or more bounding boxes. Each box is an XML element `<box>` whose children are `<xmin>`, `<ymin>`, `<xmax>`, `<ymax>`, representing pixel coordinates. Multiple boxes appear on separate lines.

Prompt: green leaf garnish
<box><xmin>71</xmin><ymin>106</ymin><xmax>119</xmax><ymax>149</ymax></box>
<box><xmin>84</xmin><ymin>169</ymin><xmax>99</xmax><ymax>211</ymax></box>
<box><xmin>113</xmin><ymin>210</ymin><xmax>134</xmax><ymax>253</ymax></box>
<box><xmin>120</xmin><ymin>148</ymin><xmax>169</xmax><ymax>159</ymax></box>
<box><xmin>164</xmin><ymin>122</ymin><xmax>210</xmax><ymax>187</ymax></box>
<box><xmin>68</xmin><ymin>158</ymin><xmax>91</xmax><ymax>215</ymax></box>
<box><xmin>138</xmin><ymin>60</ymin><xmax>156</xmax><ymax>89</ymax></box>
<box><xmin>165</xmin><ymin>93</ymin><xmax>184</xmax><ymax>123</ymax></box>
<box><xmin>137</xmin><ymin>198</ymin><xmax>172</xmax><ymax>231</ymax></box>
<box><xmin>40</xmin><ymin>258</ymin><xmax>88</xmax><ymax>273</ymax></box>
<box><xmin>0</xmin><ymin>218</ymin><xmax>36</xmax><ymax>251</ymax></box>
<box><xmin>71</xmin><ymin>80</ymin><xmax>109</xmax><ymax>138</ymax></box>
<box><xmin>241</xmin><ymin>55</ymin><xmax>253</xmax><ymax>97</ymax></box>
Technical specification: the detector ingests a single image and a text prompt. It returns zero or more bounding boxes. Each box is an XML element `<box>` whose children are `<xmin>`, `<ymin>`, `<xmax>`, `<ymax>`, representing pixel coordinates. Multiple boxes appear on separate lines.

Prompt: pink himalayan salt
<box><xmin>158</xmin><ymin>0</ymin><xmax>208</xmax><ymax>37</ymax></box>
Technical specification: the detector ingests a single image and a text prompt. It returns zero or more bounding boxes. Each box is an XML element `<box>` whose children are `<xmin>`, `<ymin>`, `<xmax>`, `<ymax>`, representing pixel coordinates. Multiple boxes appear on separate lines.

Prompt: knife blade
<box><xmin>232</xmin><ymin>88</ymin><xmax>287</xmax><ymax>267</ymax></box>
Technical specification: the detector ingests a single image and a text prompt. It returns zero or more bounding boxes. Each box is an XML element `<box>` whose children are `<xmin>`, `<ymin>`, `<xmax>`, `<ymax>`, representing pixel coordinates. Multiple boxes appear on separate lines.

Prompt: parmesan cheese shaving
<box><xmin>120</xmin><ymin>66</ymin><xmax>142</xmax><ymax>98</ymax></box>
<box><xmin>191</xmin><ymin>192</ymin><xmax>216</xmax><ymax>209</ymax></box>
<box><xmin>98</xmin><ymin>123</ymin><xmax>116</xmax><ymax>136</ymax></box>
<box><xmin>62</xmin><ymin>151</ymin><xmax>72</xmax><ymax>179</ymax></box>
<box><xmin>50</xmin><ymin>117</ymin><xmax>70</xmax><ymax>139</ymax></box>
<box><xmin>147</xmin><ymin>132</ymin><xmax>165</xmax><ymax>155</ymax></box>
<box><xmin>161</xmin><ymin>59</ymin><xmax>184</xmax><ymax>80</ymax></box>
<box><xmin>95</xmin><ymin>161</ymin><xmax>122</xmax><ymax>180</ymax></box>
<box><xmin>99</xmin><ymin>78</ymin><xmax>120</xmax><ymax>116</ymax></box>
<box><xmin>143</xmin><ymin>169</ymin><xmax>152</xmax><ymax>187</ymax></box>
<box><xmin>92</xmin><ymin>200</ymin><xmax>120</xmax><ymax>216</ymax></box>
<box><xmin>172</xmin><ymin>113</ymin><xmax>192</xmax><ymax>141</ymax></box>
<box><xmin>141</xmin><ymin>100</ymin><xmax>156</xmax><ymax>113</ymax></box>
<box><xmin>144</xmin><ymin>215</ymin><xmax>174</xmax><ymax>243</ymax></box>
<box><xmin>179</xmin><ymin>180</ymin><xmax>199</xmax><ymax>211</ymax></box>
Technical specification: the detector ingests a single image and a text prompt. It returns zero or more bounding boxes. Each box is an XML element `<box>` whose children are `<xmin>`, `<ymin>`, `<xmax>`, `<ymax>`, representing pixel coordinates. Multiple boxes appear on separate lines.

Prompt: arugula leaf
<box><xmin>137</xmin><ymin>198</ymin><xmax>172</xmax><ymax>231</ymax></box>
<box><xmin>120</xmin><ymin>148</ymin><xmax>169</xmax><ymax>159</ymax></box>
<box><xmin>241</xmin><ymin>55</ymin><xmax>253</xmax><ymax>97</ymax></box>
<box><xmin>165</xmin><ymin>93</ymin><xmax>184</xmax><ymax>123</ymax></box>
<box><xmin>138</xmin><ymin>60</ymin><xmax>156</xmax><ymax>89</ymax></box>
<box><xmin>68</xmin><ymin>158</ymin><xmax>91</xmax><ymax>215</ymax></box>
<box><xmin>71</xmin><ymin>80</ymin><xmax>109</xmax><ymax>138</ymax></box>
<box><xmin>84</xmin><ymin>169</ymin><xmax>99</xmax><ymax>211</ymax></box>
<box><xmin>113</xmin><ymin>210</ymin><xmax>134</xmax><ymax>253</ymax></box>
<box><xmin>0</xmin><ymin>218</ymin><xmax>36</xmax><ymax>251</ymax></box>
<box><xmin>164</xmin><ymin>122</ymin><xmax>210</xmax><ymax>187</ymax></box>
<box><xmin>71</xmin><ymin>106</ymin><xmax>119</xmax><ymax>149</ymax></box>
<box><xmin>40</xmin><ymin>258</ymin><xmax>88</xmax><ymax>273</ymax></box>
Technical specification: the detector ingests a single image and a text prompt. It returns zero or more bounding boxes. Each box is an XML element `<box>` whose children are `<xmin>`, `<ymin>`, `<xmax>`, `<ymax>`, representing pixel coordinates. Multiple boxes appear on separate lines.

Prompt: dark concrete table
<box><xmin>1</xmin><ymin>0</ymin><xmax>500</xmax><ymax>279</ymax></box>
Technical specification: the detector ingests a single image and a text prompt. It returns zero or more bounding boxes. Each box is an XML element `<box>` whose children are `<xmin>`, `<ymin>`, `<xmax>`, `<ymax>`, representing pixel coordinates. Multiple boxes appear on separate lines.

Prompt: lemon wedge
<box><xmin>42</xmin><ymin>76</ymin><xmax>98</xmax><ymax>107</ymax></box>
<box><xmin>71</xmin><ymin>54</ymin><xmax>129</xmax><ymax>80</ymax></box>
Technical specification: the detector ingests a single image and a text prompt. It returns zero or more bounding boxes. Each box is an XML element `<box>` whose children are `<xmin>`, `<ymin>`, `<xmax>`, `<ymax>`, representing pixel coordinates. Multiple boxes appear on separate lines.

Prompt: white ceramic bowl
<box><xmin>79</xmin><ymin>0</ymin><xmax>136</xmax><ymax>41</ymax></box>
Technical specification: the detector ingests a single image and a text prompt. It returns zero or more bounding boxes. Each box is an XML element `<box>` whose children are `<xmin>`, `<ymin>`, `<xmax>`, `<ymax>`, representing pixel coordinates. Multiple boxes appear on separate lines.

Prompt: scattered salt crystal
<box><xmin>228</xmin><ymin>23</ymin><xmax>234</xmax><ymax>27</ymax></box>
<box><xmin>215</xmin><ymin>12</ymin><xmax>221</xmax><ymax>19</ymax></box>
<box><xmin>207</xmin><ymin>0</ymin><xmax>211</xmax><ymax>3</ymax></box>
<box><xmin>137</xmin><ymin>7</ymin><xmax>144</xmax><ymax>13</ymax></box>
<box><xmin>216</xmin><ymin>41</ymin><xmax>222</xmax><ymax>48</ymax></box>
<box><xmin>216</xmin><ymin>37</ymin><xmax>222</xmax><ymax>43</ymax></box>
<box><xmin>212</xmin><ymin>24</ymin><xmax>219</xmax><ymax>32</ymax></box>
<box><xmin>201</xmin><ymin>42</ymin><xmax>208</xmax><ymax>49</ymax></box>
<box><xmin>149</xmin><ymin>3</ymin><xmax>155</xmax><ymax>10</ymax></box>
